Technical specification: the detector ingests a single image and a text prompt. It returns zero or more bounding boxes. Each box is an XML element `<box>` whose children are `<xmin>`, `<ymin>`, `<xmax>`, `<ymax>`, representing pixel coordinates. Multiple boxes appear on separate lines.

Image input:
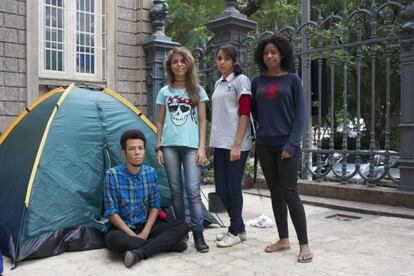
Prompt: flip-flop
<box><xmin>297</xmin><ymin>253</ymin><xmax>313</xmax><ymax>263</ymax></box>
<box><xmin>264</xmin><ymin>243</ymin><xmax>291</xmax><ymax>253</ymax></box>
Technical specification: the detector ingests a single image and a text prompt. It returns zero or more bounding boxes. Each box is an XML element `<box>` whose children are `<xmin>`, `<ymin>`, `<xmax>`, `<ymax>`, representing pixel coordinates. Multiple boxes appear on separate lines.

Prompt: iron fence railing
<box><xmin>194</xmin><ymin>1</ymin><xmax>414</xmax><ymax>189</ymax></box>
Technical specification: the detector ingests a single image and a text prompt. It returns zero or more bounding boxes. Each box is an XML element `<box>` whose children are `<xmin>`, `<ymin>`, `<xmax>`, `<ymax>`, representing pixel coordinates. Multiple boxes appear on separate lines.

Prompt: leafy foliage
<box><xmin>165</xmin><ymin>0</ymin><xmax>224</xmax><ymax>49</ymax></box>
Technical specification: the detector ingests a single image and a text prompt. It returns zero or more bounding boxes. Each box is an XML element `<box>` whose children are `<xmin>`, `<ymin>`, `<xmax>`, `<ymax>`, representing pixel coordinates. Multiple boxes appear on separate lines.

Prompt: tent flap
<box><xmin>0</xmin><ymin>91</ymin><xmax>64</xmax><ymax>245</ymax></box>
<box><xmin>17</xmin><ymin>226</ymin><xmax>104</xmax><ymax>262</ymax></box>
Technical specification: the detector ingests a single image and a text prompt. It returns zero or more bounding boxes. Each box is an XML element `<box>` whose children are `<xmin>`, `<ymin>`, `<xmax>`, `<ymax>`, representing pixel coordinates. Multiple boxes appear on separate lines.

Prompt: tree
<box><xmin>165</xmin><ymin>0</ymin><xmax>224</xmax><ymax>49</ymax></box>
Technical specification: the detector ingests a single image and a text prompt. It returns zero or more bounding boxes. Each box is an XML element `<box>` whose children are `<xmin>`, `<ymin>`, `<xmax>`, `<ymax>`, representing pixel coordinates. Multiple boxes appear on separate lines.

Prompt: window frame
<box><xmin>38</xmin><ymin>0</ymin><xmax>105</xmax><ymax>81</ymax></box>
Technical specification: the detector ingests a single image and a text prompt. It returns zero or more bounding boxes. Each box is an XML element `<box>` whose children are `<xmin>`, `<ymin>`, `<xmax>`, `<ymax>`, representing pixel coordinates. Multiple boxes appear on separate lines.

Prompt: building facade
<box><xmin>0</xmin><ymin>0</ymin><xmax>154</xmax><ymax>133</ymax></box>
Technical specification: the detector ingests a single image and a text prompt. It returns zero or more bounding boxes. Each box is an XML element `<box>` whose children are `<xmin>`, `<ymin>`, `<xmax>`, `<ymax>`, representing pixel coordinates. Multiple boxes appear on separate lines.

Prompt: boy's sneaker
<box><xmin>216</xmin><ymin>231</ymin><xmax>246</xmax><ymax>241</ymax></box>
<box><xmin>216</xmin><ymin>232</ymin><xmax>242</xmax><ymax>247</ymax></box>
<box><xmin>124</xmin><ymin>248</ymin><xmax>146</xmax><ymax>268</ymax></box>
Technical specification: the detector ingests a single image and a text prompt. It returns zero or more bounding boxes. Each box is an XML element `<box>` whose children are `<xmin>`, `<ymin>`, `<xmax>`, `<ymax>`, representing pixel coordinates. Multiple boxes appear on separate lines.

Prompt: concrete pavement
<box><xmin>2</xmin><ymin>186</ymin><xmax>414</xmax><ymax>276</ymax></box>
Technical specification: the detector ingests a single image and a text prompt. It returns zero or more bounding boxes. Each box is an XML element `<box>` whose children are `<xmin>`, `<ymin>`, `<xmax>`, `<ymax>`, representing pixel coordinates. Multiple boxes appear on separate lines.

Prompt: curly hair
<box><xmin>120</xmin><ymin>129</ymin><xmax>146</xmax><ymax>150</ymax></box>
<box><xmin>216</xmin><ymin>44</ymin><xmax>244</xmax><ymax>76</ymax></box>
<box><xmin>164</xmin><ymin>47</ymin><xmax>200</xmax><ymax>107</ymax></box>
<box><xmin>254</xmin><ymin>34</ymin><xmax>294</xmax><ymax>73</ymax></box>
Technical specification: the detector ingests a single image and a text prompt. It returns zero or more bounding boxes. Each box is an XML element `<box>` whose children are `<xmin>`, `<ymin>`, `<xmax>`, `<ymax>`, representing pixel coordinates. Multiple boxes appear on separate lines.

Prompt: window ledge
<box><xmin>39</xmin><ymin>78</ymin><xmax>107</xmax><ymax>89</ymax></box>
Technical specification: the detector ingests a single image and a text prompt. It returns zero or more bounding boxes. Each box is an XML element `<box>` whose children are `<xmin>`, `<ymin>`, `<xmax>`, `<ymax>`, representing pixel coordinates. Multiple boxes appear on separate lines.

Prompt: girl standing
<box><xmin>252</xmin><ymin>35</ymin><xmax>313</xmax><ymax>262</ymax></box>
<box><xmin>210</xmin><ymin>44</ymin><xmax>251</xmax><ymax>247</ymax></box>
<box><xmin>156</xmin><ymin>47</ymin><xmax>209</xmax><ymax>253</ymax></box>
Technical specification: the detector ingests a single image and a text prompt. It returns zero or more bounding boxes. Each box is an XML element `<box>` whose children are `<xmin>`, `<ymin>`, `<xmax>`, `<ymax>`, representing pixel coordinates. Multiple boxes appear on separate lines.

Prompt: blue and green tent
<box><xmin>0</xmin><ymin>84</ymin><xmax>174</xmax><ymax>265</ymax></box>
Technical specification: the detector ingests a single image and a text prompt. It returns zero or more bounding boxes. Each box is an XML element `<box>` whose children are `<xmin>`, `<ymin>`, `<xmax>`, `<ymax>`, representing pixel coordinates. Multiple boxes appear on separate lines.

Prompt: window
<box><xmin>39</xmin><ymin>0</ymin><xmax>106</xmax><ymax>81</ymax></box>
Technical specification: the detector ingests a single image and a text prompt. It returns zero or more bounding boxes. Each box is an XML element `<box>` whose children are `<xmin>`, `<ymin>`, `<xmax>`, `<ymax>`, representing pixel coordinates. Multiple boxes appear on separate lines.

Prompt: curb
<box><xmin>243</xmin><ymin>190</ymin><xmax>414</xmax><ymax>220</ymax></box>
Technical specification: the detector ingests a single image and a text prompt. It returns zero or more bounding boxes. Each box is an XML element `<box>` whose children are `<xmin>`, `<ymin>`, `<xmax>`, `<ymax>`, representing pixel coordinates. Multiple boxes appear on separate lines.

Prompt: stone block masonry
<box><xmin>0</xmin><ymin>1</ymin><xmax>27</xmax><ymax>133</ymax></box>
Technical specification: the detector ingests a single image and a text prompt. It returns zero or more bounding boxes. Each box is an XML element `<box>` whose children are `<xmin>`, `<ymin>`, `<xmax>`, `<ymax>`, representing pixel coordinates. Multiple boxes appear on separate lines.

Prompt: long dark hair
<box><xmin>216</xmin><ymin>44</ymin><xmax>244</xmax><ymax>76</ymax></box>
<box><xmin>164</xmin><ymin>47</ymin><xmax>200</xmax><ymax>107</ymax></box>
<box><xmin>254</xmin><ymin>34</ymin><xmax>293</xmax><ymax>73</ymax></box>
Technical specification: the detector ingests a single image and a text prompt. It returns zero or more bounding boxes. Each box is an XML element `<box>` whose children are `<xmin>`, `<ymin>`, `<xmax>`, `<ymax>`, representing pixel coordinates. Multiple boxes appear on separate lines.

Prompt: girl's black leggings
<box><xmin>256</xmin><ymin>144</ymin><xmax>308</xmax><ymax>245</ymax></box>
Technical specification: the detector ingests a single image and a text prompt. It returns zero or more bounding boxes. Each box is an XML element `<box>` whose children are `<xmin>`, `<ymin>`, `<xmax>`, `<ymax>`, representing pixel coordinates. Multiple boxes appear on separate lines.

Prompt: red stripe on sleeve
<box><xmin>239</xmin><ymin>94</ymin><xmax>251</xmax><ymax>116</ymax></box>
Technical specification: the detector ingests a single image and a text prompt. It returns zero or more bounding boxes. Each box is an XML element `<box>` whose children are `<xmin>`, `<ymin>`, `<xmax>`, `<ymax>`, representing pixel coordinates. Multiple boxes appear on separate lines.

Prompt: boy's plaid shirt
<box><xmin>103</xmin><ymin>164</ymin><xmax>160</xmax><ymax>230</ymax></box>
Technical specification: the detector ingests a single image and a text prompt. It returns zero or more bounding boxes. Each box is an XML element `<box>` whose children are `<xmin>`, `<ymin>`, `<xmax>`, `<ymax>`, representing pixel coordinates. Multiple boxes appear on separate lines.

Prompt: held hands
<box><xmin>230</xmin><ymin>144</ymin><xmax>241</xmax><ymax>161</ymax></box>
<box><xmin>137</xmin><ymin>230</ymin><xmax>149</xmax><ymax>240</ymax></box>
<box><xmin>281</xmin><ymin>150</ymin><xmax>292</xmax><ymax>160</ymax></box>
<box><xmin>196</xmin><ymin>147</ymin><xmax>206</xmax><ymax>166</ymax></box>
<box><xmin>127</xmin><ymin>228</ymin><xmax>149</xmax><ymax>240</ymax></box>
<box><xmin>127</xmin><ymin>230</ymin><xmax>139</xmax><ymax>238</ymax></box>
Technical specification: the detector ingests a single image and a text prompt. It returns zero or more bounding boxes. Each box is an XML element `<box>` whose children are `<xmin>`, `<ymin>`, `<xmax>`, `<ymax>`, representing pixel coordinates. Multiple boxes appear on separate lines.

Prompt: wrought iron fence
<box><xmin>194</xmin><ymin>1</ymin><xmax>414</xmax><ymax>188</ymax></box>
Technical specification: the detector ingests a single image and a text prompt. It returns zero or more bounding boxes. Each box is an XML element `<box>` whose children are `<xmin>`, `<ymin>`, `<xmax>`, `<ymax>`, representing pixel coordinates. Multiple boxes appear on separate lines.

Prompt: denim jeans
<box><xmin>214</xmin><ymin>148</ymin><xmax>249</xmax><ymax>235</ymax></box>
<box><xmin>162</xmin><ymin>146</ymin><xmax>204</xmax><ymax>232</ymax></box>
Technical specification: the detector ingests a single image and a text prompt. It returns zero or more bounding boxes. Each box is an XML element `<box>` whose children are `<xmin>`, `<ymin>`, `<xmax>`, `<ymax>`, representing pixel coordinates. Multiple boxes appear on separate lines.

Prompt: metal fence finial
<box><xmin>401</xmin><ymin>1</ymin><xmax>414</xmax><ymax>32</ymax></box>
<box><xmin>149</xmin><ymin>0</ymin><xmax>169</xmax><ymax>36</ymax></box>
<box><xmin>317</xmin><ymin>10</ymin><xmax>323</xmax><ymax>29</ymax></box>
<box><xmin>273</xmin><ymin>22</ymin><xmax>279</xmax><ymax>34</ymax></box>
<box><xmin>224</xmin><ymin>0</ymin><xmax>239</xmax><ymax>13</ymax></box>
<box><xmin>371</xmin><ymin>0</ymin><xmax>377</xmax><ymax>11</ymax></box>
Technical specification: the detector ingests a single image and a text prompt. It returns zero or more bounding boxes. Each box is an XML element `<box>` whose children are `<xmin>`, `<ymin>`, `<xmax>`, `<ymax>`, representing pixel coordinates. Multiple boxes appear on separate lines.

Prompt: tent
<box><xmin>0</xmin><ymin>84</ymin><xmax>219</xmax><ymax>266</ymax></box>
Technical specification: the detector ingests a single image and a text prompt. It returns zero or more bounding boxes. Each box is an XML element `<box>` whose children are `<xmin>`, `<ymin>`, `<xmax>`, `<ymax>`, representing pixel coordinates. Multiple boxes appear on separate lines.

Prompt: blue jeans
<box><xmin>162</xmin><ymin>146</ymin><xmax>204</xmax><ymax>232</ymax></box>
<box><xmin>214</xmin><ymin>148</ymin><xmax>249</xmax><ymax>235</ymax></box>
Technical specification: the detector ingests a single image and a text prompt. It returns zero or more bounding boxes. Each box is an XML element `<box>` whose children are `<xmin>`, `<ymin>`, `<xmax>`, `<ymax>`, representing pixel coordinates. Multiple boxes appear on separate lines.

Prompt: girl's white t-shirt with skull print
<box><xmin>156</xmin><ymin>85</ymin><xmax>209</xmax><ymax>149</ymax></box>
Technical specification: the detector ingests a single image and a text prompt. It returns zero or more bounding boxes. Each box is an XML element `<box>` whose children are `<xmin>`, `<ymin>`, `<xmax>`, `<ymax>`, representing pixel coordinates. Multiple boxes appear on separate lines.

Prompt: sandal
<box><xmin>264</xmin><ymin>242</ymin><xmax>290</xmax><ymax>253</ymax></box>
<box><xmin>297</xmin><ymin>252</ymin><xmax>313</xmax><ymax>263</ymax></box>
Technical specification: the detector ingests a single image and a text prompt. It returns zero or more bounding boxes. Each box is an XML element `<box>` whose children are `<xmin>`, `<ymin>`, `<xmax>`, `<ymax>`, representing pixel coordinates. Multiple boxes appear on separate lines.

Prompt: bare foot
<box><xmin>297</xmin><ymin>244</ymin><xmax>313</xmax><ymax>263</ymax></box>
<box><xmin>264</xmin><ymin>239</ymin><xmax>290</xmax><ymax>253</ymax></box>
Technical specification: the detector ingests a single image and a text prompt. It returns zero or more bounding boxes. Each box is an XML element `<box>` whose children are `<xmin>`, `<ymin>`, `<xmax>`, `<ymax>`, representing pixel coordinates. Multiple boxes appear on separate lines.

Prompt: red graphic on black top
<box><xmin>167</xmin><ymin>96</ymin><xmax>197</xmax><ymax>126</ymax></box>
<box><xmin>264</xmin><ymin>82</ymin><xmax>284</xmax><ymax>99</ymax></box>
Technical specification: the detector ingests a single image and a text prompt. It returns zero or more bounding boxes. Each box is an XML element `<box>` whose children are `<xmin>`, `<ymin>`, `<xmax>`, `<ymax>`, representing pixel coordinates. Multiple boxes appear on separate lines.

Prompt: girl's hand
<box><xmin>196</xmin><ymin>148</ymin><xmax>205</xmax><ymax>166</ymax></box>
<box><xmin>230</xmin><ymin>144</ymin><xmax>241</xmax><ymax>161</ymax></box>
<box><xmin>157</xmin><ymin>150</ymin><xmax>164</xmax><ymax>166</ymax></box>
<box><xmin>281</xmin><ymin>150</ymin><xmax>292</xmax><ymax>160</ymax></box>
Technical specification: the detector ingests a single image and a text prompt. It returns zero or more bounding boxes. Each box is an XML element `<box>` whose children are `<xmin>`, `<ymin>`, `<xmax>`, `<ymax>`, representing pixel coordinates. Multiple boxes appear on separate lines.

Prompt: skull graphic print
<box><xmin>167</xmin><ymin>96</ymin><xmax>194</xmax><ymax>126</ymax></box>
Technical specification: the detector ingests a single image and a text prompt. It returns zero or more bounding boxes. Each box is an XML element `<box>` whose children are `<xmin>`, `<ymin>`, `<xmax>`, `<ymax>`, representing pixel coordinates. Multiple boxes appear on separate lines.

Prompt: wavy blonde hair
<box><xmin>164</xmin><ymin>47</ymin><xmax>200</xmax><ymax>107</ymax></box>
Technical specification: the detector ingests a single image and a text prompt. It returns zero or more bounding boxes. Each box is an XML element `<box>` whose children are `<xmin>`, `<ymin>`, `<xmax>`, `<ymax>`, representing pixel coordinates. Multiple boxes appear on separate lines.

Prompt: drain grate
<box><xmin>325</xmin><ymin>214</ymin><xmax>361</xmax><ymax>221</ymax></box>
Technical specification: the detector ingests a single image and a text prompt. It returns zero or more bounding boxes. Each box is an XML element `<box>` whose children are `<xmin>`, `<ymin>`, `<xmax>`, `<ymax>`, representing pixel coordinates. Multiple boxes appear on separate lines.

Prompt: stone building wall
<box><xmin>116</xmin><ymin>0</ymin><xmax>152</xmax><ymax>116</ymax></box>
<box><xmin>0</xmin><ymin>0</ymin><xmax>26</xmax><ymax>132</ymax></box>
<box><xmin>0</xmin><ymin>0</ymin><xmax>154</xmax><ymax>133</ymax></box>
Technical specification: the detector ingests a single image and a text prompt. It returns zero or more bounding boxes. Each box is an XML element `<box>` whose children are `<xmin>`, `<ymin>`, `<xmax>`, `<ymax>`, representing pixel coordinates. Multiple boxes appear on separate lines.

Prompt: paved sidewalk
<box><xmin>3</xmin><ymin>186</ymin><xmax>414</xmax><ymax>276</ymax></box>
